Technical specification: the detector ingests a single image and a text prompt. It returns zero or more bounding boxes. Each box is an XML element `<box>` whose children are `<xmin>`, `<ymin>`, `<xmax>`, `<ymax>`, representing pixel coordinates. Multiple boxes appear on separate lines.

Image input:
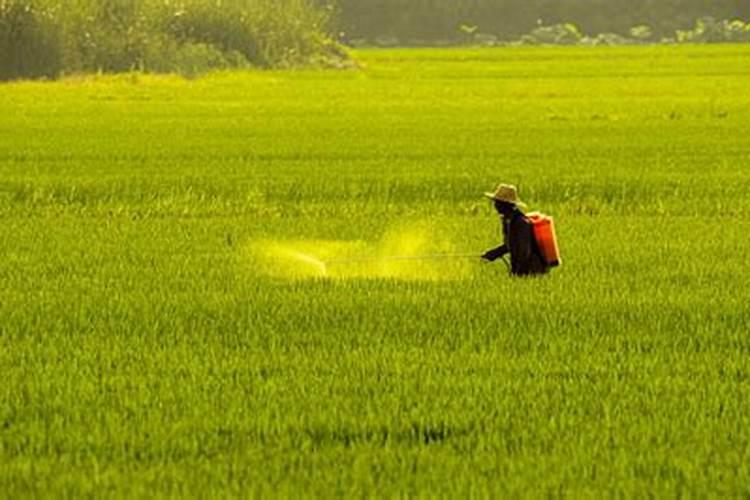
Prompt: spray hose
<box><xmin>325</xmin><ymin>253</ymin><xmax>481</xmax><ymax>266</ymax></box>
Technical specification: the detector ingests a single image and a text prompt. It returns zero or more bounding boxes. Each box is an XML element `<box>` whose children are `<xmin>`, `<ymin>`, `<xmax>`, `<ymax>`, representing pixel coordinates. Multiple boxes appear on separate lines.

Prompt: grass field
<box><xmin>1</xmin><ymin>45</ymin><xmax>750</xmax><ymax>497</ymax></box>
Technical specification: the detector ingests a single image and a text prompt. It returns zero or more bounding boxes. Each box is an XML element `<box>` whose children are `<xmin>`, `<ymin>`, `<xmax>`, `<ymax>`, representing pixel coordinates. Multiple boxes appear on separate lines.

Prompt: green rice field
<box><xmin>1</xmin><ymin>45</ymin><xmax>750</xmax><ymax>496</ymax></box>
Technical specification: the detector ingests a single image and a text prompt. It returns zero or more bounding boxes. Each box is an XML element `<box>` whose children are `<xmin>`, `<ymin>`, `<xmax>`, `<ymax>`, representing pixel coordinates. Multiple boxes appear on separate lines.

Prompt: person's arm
<box><xmin>482</xmin><ymin>244</ymin><xmax>508</xmax><ymax>262</ymax></box>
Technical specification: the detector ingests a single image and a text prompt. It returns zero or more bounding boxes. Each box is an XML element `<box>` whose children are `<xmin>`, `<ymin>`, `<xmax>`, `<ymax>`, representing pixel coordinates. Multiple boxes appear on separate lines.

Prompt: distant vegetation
<box><xmin>464</xmin><ymin>18</ymin><xmax>750</xmax><ymax>47</ymax></box>
<box><xmin>337</xmin><ymin>0</ymin><xmax>750</xmax><ymax>46</ymax></box>
<box><xmin>0</xmin><ymin>0</ymin><xmax>345</xmax><ymax>81</ymax></box>
<box><xmin>3</xmin><ymin>0</ymin><xmax>750</xmax><ymax>81</ymax></box>
<box><xmin>345</xmin><ymin>17</ymin><xmax>750</xmax><ymax>48</ymax></box>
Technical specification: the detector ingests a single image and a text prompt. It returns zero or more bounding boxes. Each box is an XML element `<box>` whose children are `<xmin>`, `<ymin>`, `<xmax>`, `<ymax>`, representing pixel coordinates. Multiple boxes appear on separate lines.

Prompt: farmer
<box><xmin>481</xmin><ymin>183</ymin><xmax>548</xmax><ymax>276</ymax></box>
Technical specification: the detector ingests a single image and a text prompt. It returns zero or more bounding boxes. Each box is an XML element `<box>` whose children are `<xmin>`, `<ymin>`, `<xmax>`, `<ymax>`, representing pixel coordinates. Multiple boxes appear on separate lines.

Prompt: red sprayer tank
<box><xmin>525</xmin><ymin>212</ymin><xmax>561</xmax><ymax>267</ymax></box>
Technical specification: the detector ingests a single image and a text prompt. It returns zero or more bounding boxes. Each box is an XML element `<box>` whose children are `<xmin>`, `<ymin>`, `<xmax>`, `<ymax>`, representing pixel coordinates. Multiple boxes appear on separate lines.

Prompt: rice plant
<box><xmin>1</xmin><ymin>45</ymin><xmax>749</xmax><ymax>496</ymax></box>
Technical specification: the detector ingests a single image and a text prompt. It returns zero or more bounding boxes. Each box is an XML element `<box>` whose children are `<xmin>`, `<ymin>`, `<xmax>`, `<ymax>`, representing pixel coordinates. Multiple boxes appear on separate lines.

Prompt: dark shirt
<box><xmin>484</xmin><ymin>208</ymin><xmax>548</xmax><ymax>276</ymax></box>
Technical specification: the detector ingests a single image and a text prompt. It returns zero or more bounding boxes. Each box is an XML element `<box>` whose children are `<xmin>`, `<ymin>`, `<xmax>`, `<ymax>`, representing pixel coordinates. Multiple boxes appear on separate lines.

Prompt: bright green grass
<box><xmin>1</xmin><ymin>45</ymin><xmax>750</xmax><ymax>497</ymax></box>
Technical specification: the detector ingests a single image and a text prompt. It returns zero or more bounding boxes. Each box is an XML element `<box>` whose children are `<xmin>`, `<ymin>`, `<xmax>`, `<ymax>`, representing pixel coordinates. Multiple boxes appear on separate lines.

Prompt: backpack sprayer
<box><xmin>526</xmin><ymin>212</ymin><xmax>561</xmax><ymax>267</ymax></box>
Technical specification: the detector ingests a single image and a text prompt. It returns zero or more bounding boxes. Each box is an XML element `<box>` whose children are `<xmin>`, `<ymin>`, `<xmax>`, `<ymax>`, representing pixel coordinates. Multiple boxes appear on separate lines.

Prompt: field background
<box><xmin>1</xmin><ymin>45</ymin><xmax>750</xmax><ymax>496</ymax></box>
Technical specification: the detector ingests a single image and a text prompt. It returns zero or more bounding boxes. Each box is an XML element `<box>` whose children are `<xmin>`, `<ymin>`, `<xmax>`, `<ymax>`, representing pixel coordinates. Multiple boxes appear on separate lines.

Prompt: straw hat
<box><xmin>484</xmin><ymin>183</ymin><xmax>527</xmax><ymax>208</ymax></box>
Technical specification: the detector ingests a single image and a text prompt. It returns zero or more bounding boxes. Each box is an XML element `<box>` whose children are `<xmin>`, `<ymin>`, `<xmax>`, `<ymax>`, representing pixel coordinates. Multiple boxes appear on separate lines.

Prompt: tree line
<box><xmin>335</xmin><ymin>0</ymin><xmax>750</xmax><ymax>43</ymax></box>
<box><xmin>1</xmin><ymin>0</ymin><xmax>342</xmax><ymax>80</ymax></box>
<box><xmin>2</xmin><ymin>0</ymin><xmax>749</xmax><ymax>80</ymax></box>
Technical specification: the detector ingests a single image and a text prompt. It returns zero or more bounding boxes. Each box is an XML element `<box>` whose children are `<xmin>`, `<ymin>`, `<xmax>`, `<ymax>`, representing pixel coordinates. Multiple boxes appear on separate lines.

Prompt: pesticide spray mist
<box><xmin>245</xmin><ymin>223</ymin><xmax>476</xmax><ymax>281</ymax></box>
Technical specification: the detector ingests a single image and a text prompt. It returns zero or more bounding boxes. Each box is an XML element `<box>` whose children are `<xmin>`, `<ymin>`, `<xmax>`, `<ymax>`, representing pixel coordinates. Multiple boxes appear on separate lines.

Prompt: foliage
<box><xmin>0</xmin><ymin>0</ymin><xmax>63</xmax><ymax>79</ymax></box>
<box><xmin>517</xmin><ymin>18</ymin><xmax>750</xmax><ymax>46</ymax></box>
<box><xmin>519</xmin><ymin>23</ymin><xmax>583</xmax><ymax>45</ymax></box>
<box><xmin>336</xmin><ymin>0</ymin><xmax>750</xmax><ymax>44</ymax></box>
<box><xmin>629</xmin><ymin>24</ymin><xmax>653</xmax><ymax>41</ymax></box>
<box><xmin>464</xmin><ymin>19</ymin><xmax>750</xmax><ymax>47</ymax></box>
<box><xmin>0</xmin><ymin>0</ymin><xmax>342</xmax><ymax>80</ymax></box>
<box><xmin>1</xmin><ymin>45</ymin><xmax>750</xmax><ymax>496</ymax></box>
<box><xmin>674</xmin><ymin>16</ymin><xmax>750</xmax><ymax>43</ymax></box>
<box><xmin>143</xmin><ymin>40</ymin><xmax>250</xmax><ymax>77</ymax></box>
<box><xmin>352</xmin><ymin>17</ymin><xmax>750</xmax><ymax>48</ymax></box>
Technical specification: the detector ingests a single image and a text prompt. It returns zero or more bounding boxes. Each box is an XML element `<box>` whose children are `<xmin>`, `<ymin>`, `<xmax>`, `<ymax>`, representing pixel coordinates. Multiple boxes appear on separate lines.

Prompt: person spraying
<box><xmin>481</xmin><ymin>183</ymin><xmax>560</xmax><ymax>276</ymax></box>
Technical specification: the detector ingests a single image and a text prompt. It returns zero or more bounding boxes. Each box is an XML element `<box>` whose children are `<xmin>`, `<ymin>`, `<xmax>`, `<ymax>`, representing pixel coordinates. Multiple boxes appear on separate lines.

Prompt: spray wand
<box><xmin>324</xmin><ymin>253</ymin><xmax>481</xmax><ymax>266</ymax></box>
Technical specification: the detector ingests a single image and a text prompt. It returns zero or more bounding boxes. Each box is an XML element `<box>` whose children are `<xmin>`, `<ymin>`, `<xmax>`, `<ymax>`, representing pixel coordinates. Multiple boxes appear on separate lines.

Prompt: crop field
<box><xmin>1</xmin><ymin>45</ymin><xmax>750</xmax><ymax>496</ymax></box>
